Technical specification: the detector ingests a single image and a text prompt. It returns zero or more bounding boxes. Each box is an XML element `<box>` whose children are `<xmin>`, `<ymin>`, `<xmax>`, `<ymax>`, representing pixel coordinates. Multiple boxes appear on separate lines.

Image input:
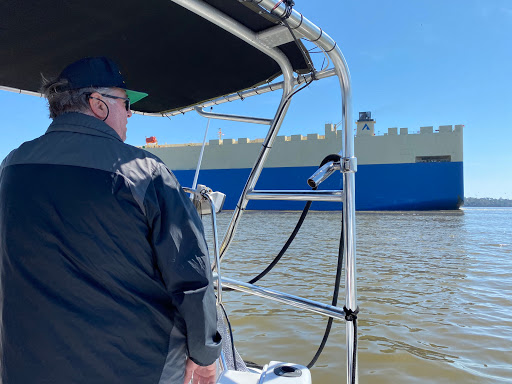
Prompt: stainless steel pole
<box><xmin>171</xmin><ymin>0</ymin><xmax>294</xmax><ymax>265</ymax></box>
<box><xmin>173</xmin><ymin>2</ymin><xmax>358</xmax><ymax>382</ymax></box>
<box><xmin>247</xmin><ymin>2</ymin><xmax>358</xmax><ymax>383</ymax></box>
<box><xmin>221</xmin><ymin>277</ymin><xmax>347</xmax><ymax>321</ymax></box>
<box><xmin>203</xmin><ymin>192</ymin><xmax>223</xmax><ymax>305</ymax></box>
<box><xmin>134</xmin><ymin>68</ymin><xmax>336</xmax><ymax>117</ymax></box>
<box><xmin>192</xmin><ymin>115</ymin><xmax>211</xmax><ymax>191</ymax></box>
<box><xmin>195</xmin><ymin>106</ymin><xmax>273</xmax><ymax>125</ymax></box>
<box><xmin>246</xmin><ymin>189</ymin><xmax>343</xmax><ymax>202</ymax></box>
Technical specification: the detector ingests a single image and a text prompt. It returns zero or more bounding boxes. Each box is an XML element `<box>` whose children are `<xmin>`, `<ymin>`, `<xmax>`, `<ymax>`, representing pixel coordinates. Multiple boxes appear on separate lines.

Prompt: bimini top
<box><xmin>0</xmin><ymin>0</ymin><xmax>311</xmax><ymax>114</ymax></box>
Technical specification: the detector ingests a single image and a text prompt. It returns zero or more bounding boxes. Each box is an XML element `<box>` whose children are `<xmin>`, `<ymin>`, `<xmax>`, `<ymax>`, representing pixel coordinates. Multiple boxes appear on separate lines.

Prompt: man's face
<box><xmin>100</xmin><ymin>88</ymin><xmax>132</xmax><ymax>142</ymax></box>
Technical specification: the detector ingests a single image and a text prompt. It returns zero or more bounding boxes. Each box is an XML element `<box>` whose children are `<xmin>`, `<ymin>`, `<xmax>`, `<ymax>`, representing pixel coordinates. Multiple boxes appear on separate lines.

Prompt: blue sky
<box><xmin>1</xmin><ymin>0</ymin><xmax>511</xmax><ymax>198</ymax></box>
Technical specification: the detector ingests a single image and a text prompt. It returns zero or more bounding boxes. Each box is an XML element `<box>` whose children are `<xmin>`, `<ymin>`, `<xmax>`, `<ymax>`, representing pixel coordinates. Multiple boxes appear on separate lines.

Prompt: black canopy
<box><xmin>0</xmin><ymin>0</ymin><xmax>311</xmax><ymax>114</ymax></box>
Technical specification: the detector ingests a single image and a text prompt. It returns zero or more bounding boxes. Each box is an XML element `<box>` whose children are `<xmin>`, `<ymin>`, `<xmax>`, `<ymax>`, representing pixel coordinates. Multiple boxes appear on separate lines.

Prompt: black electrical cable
<box><xmin>214</xmin><ymin>35</ymin><xmax>336</xmax><ymax>370</ymax></box>
<box><xmin>282</xmin><ymin>18</ymin><xmax>316</xmax><ymax>76</ymax></box>
<box><xmin>306</xmin><ymin>215</ymin><xmax>343</xmax><ymax>368</ymax></box>
<box><xmin>255</xmin><ymin>0</ymin><xmax>316</xmax><ymax>77</ymax></box>
<box><xmin>246</xmin><ymin>154</ymin><xmax>340</xmax><ymax>285</ymax></box>
<box><xmin>248</xmin><ymin>199</ymin><xmax>312</xmax><ymax>284</ymax></box>
<box><xmin>272</xmin><ymin>0</ymin><xmax>295</xmax><ymax>20</ymax></box>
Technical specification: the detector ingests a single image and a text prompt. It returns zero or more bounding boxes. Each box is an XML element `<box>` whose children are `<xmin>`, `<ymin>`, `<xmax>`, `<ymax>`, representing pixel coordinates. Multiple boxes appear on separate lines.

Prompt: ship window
<box><xmin>415</xmin><ymin>156</ymin><xmax>452</xmax><ymax>163</ymax></box>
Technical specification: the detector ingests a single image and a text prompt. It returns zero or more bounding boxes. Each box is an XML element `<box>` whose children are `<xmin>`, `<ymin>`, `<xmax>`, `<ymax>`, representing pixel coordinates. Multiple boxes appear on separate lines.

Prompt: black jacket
<box><xmin>0</xmin><ymin>112</ymin><xmax>221</xmax><ymax>383</ymax></box>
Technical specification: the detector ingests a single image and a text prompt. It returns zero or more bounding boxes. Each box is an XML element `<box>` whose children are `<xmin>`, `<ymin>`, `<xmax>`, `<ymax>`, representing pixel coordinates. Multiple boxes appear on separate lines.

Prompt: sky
<box><xmin>1</xmin><ymin>0</ymin><xmax>511</xmax><ymax>198</ymax></box>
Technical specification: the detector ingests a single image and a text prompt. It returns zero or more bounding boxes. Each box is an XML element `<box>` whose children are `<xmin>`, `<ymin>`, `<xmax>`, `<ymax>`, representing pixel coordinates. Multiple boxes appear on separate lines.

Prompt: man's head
<box><xmin>40</xmin><ymin>57</ymin><xmax>148</xmax><ymax>141</ymax></box>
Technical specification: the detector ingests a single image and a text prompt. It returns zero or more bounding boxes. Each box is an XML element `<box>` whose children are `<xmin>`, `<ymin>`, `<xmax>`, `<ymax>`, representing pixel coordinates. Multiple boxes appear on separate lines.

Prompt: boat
<box><xmin>1</xmin><ymin>1</ymin><xmax>361</xmax><ymax>383</ymax></box>
<box><xmin>143</xmin><ymin>111</ymin><xmax>464</xmax><ymax>211</ymax></box>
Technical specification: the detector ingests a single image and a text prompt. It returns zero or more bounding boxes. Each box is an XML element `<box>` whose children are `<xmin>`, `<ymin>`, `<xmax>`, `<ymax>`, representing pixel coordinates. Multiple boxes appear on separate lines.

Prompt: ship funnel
<box><xmin>356</xmin><ymin>111</ymin><xmax>375</xmax><ymax>136</ymax></box>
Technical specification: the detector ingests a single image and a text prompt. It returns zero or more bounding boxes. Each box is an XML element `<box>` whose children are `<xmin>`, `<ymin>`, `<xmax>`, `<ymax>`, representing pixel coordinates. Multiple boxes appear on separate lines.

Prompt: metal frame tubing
<box><xmin>185</xmin><ymin>187</ymin><xmax>228</xmax><ymax>372</ymax></box>
<box><xmin>221</xmin><ymin>277</ymin><xmax>347</xmax><ymax>321</ymax></box>
<box><xmin>194</xmin><ymin>107</ymin><xmax>273</xmax><ymax>125</ymax></box>
<box><xmin>182</xmin><ymin>187</ymin><xmax>224</xmax><ymax>301</ymax></box>
<box><xmin>248</xmin><ymin>1</ymin><xmax>358</xmax><ymax>382</ymax></box>
<box><xmin>159</xmin><ymin>68</ymin><xmax>335</xmax><ymax>117</ymax></box>
<box><xmin>0</xmin><ymin>86</ymin><xmax>42</xmax><ymax>98</ymax></box>
<box><xmin>203</xmin><ymin>192</ymin><xmax>223</xmax><ymax>304</ymax></box>
<box><xmin>175</xmin><ymin>2</ymin><xmax>357</xmax><ymax>382</ymax></box>
<box><xmin>246</xmin><ymin>189</ymin><xmax>343</xmax><ymax>202</ymax></box>
<box><xmin>171</xmin><ymin>0</ymin><xmax>299</xmax><ymax>261</ymax></box>
<box><xmin>171</xmin><ymin>0</ymin><xmax>295</xmax><ymax>264</ymax></box>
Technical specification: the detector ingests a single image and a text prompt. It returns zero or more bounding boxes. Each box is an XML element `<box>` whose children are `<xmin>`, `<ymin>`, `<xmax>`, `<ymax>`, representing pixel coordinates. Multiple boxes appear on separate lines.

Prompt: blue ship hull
<box><xmin>174</xmin><ymin>161</ymin><xmax>464</xmax><ymax>211</ymax></box>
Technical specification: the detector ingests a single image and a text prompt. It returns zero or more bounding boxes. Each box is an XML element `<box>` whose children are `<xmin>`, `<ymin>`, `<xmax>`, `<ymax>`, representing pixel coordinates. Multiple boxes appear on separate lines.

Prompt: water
<box><xmin>203</xmin><ymin>207</ymin><xmax>512</xmax><ymax>383</ymax></box>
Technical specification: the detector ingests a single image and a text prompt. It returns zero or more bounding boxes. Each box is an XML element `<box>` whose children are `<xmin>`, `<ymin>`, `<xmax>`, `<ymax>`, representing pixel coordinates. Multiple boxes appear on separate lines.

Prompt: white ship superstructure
<box><xmin>145</xmin><ymin>112</ymin><xmax>464</xmax><ymax>210</ymax></box>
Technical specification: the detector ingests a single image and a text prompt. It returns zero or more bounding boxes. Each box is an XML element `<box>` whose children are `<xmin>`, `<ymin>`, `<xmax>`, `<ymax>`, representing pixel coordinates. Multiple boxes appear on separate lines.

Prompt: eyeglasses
<box><xmin>98</xmin><ymin>93</ymin><xmax>130</xmax><ymax>111</ymax></box>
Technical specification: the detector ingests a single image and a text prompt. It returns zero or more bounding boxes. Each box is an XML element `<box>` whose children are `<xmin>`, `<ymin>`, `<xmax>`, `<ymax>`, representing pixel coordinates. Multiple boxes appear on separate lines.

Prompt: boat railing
<box><xmin>185</xmin><ymin>185</ymin><xmax>348</xmax><ymax>378</ymax></box>
<box><xmin>179</xmin><ymin>1</ymin><xmax>357</xmax><ymax>382</ymax></box>
<box><xmin>246</xmin><ymin>189</ymin><xmax>343</xmax><ymax>202</ymax></box>
<box><xmin>218</xmin><ymin>277</ymin><xmax>347</xmax><ymax>322</ymax></box>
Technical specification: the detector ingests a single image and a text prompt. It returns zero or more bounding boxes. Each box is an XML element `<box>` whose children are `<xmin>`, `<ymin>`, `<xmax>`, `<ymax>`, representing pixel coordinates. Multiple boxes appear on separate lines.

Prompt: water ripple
<box><xmin>203</xmin><ymin>207</ymin><xmax>512</xmax><ymax>383</ymax></box>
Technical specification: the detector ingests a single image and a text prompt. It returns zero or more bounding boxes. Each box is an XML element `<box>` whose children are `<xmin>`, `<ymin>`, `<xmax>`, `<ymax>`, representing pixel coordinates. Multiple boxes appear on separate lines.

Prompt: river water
<box><xmin>203</xmin><ymin>207</ymin><xmax>512</xmax><ymax>383</ymax></box>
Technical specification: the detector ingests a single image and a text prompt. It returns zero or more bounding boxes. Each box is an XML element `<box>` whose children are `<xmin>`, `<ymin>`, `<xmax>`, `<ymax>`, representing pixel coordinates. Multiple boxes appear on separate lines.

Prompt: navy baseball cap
<box><xmin>58</xmin><ymin>57</ymin><xmax>148</xmax><ymax>104</ymax></box>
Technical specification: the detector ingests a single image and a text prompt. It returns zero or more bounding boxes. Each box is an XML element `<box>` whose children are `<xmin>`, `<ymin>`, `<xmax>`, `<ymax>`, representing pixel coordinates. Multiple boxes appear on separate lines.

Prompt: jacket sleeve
<box><xmin>144</xmin><ymin>163</ymin><xmax>221</xmax><ymax>366</ymax></box>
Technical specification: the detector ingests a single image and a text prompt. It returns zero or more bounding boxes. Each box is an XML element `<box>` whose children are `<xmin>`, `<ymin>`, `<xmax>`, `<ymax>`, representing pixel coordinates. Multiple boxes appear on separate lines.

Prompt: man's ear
<box><xmin>88</xmin><ymin>92</ymin><xmax>108</xmax><ymax>120</ymax></box>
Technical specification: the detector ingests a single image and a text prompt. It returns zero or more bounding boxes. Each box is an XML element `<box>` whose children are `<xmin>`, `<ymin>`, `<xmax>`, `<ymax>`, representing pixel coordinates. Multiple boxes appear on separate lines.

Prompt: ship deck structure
<box><xmin>145</xmin><ymin>112</ymin><xmax>464</xmax><ymax>211</ymax></box>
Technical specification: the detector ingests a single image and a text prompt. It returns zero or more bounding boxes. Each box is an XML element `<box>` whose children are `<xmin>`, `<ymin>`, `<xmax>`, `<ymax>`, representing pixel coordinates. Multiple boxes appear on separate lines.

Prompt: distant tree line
<box><xmin>464</xmin><ymin>197</ymin><xmax>512</xmax><ymax>207</ymax></box>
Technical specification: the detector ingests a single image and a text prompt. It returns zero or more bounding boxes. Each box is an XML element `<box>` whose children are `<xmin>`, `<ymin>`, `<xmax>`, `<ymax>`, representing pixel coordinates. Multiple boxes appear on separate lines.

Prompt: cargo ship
<box><xmin>144</xmin><ymin>112</ymin><xmax>464</xmax><ymax>211</ymax></box>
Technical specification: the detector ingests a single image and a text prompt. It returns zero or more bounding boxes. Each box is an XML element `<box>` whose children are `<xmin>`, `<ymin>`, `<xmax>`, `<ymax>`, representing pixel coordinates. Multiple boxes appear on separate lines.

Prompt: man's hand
<box><xmin>183</xmin><ymin>357</ymin><xmax>217</xmax><ymax>384</ymax></box>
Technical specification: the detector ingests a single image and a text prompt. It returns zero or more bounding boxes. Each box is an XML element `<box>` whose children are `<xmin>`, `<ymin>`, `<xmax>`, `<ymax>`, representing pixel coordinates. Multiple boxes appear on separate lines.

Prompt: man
<box><xmin>0</xmin><ymin>57</ymin><xmax>221</xmax><ymax>384</ymax></box>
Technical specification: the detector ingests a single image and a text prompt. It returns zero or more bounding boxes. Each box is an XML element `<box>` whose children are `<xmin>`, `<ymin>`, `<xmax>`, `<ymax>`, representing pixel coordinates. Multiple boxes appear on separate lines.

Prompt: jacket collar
<box><xmin>46</xmin><ymin>112</ymin><xmax>123</xmax><ymax>142</ymax></box>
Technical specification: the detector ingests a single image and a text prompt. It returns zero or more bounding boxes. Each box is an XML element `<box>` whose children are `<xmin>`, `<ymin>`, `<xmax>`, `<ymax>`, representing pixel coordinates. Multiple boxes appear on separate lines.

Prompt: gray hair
<box><xmin>40</xmin><ymin>75</ymin><xmax>114</xmax><ymax>119</ymax></box>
